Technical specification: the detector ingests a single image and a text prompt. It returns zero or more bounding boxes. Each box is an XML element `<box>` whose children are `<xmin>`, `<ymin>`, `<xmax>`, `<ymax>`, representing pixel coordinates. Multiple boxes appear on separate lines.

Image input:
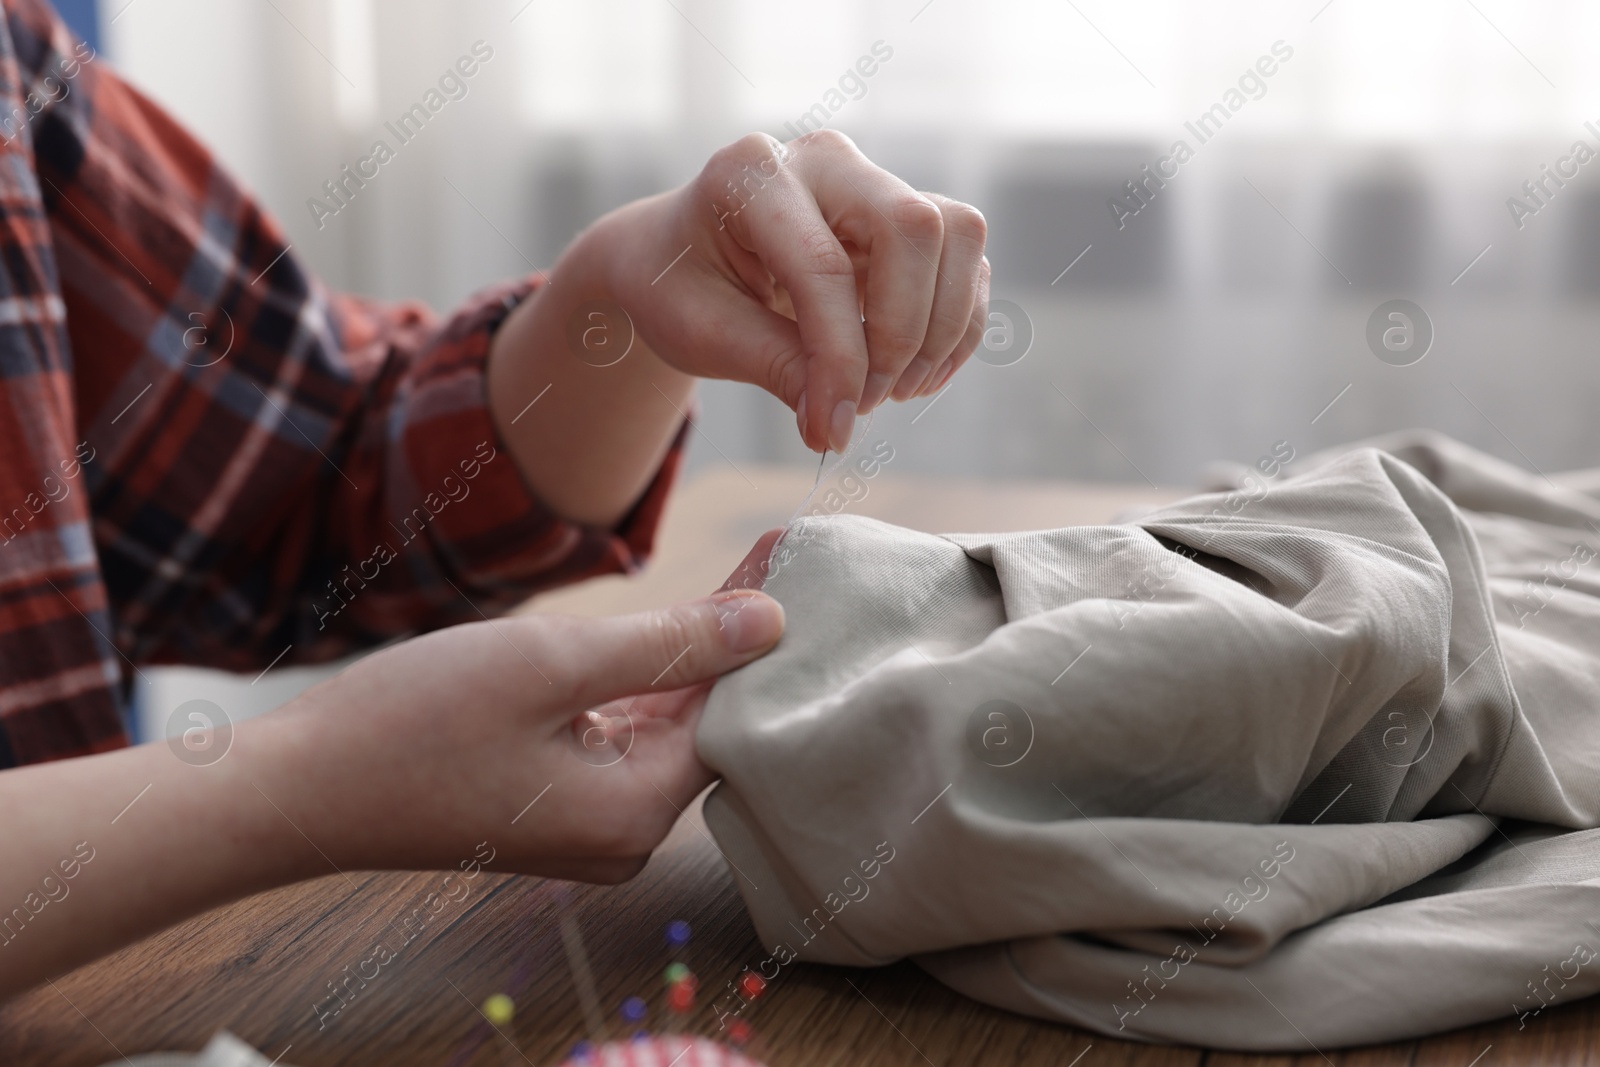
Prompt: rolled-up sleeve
<box><xmin>22</xmin><ymin>0</ymin><xmax>683</xmax><ymax>673</ymax></box>
<box><xmin>284</xmin><ymin>278</ymin><xmax>687</xmax><ymax>663</ymax></box>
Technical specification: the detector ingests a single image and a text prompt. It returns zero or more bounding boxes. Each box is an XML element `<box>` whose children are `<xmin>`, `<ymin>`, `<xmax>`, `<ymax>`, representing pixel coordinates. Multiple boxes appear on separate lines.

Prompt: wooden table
<box><xmin>2</xmin><ymin>465</ymin><xmax>1596</xmax><ymax>1066</ymax></box>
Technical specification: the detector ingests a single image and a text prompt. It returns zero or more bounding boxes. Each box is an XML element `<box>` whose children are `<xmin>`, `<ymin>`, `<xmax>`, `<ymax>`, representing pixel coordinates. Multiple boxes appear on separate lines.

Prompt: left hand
<box><xmin>605</xmin><ymin>130</ymin><xmax>990</xmax><ymax>452</ymax></box>
<box><xmin>262</xmin><ymin>530</ymin><xmax>788</xmax><ymax>885</ymax></box>
<box><xmin>0</xmin><ymin>535</ymin><xmax>790</xmax><ymax>1000</ymax></box>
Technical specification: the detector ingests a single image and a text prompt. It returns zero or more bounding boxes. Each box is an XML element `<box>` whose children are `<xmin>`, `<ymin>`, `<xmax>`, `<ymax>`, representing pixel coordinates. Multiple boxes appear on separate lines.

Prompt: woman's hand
<box><xmin>269</xmin><ymin>592</ymin><xmax>784</xmax><ymax>884</ymax></box>
<box><xmin>488</xmin><ymin>131</ymin><xmax>989</xmax><ymax>526</ymax></box>
<box><xmin>611</xmin><ymin>130</ymin><xmax>991</xmax><ymax>452</ymax></box>
<box><xmin>0</xmin><ymin>537</ymin><xmax>784</xmax><ymax>996</ymax></box>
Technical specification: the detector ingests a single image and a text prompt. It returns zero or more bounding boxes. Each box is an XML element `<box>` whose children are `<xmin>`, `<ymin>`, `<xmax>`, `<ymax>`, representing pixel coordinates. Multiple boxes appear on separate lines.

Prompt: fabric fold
<box><xmin>699</xmin><ymin>432</ymin><xmax>1600</xmax><ymax>1049</ymax></box>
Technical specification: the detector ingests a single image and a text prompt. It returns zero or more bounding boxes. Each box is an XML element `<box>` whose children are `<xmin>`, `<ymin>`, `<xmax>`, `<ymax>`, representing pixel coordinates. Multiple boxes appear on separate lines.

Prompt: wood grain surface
<box><xmin>1</xmin><ymin>464</ymin><xmax>1595</xmax><ymax>1066</ymax></box>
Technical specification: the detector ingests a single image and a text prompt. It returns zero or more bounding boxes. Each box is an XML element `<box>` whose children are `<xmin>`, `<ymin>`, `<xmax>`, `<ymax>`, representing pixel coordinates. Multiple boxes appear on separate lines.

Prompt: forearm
<box><xmin>0</xmin><ymin>720</ymin><xmax>318</xmax><ymax>998</ymax></box>
<box><xmin>488</xmin><ymin>192</ymin><xmax>696</xmax><ymax>528</ymax></box>
<box><xmin>0</xmin><ymin>568</ymin><xmax>786</xmax><ymax>998</ymax></box>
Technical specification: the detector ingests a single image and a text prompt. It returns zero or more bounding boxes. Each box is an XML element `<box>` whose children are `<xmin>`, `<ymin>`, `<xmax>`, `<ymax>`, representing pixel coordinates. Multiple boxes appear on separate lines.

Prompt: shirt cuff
<box><xmin>397</xmin><ymin>275</ymin><xmax>687</xmax><ymax>608</ymax></box>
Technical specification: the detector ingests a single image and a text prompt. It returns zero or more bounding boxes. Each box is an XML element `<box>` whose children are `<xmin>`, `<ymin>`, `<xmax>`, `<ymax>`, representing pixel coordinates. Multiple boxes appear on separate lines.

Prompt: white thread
<box><xmin>766</xmin><ymin>409</ymin><xmax>878</xmax><ymax>574</ymax></box>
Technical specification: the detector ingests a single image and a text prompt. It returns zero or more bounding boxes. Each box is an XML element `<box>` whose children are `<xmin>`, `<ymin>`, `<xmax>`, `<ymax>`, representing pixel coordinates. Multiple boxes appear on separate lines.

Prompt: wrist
<box><xmin>254</xmin><ymin>678</ymin><xmax>488</xmax><ymax>875</ymax></box>
<box><xmin>578</xmin><ymin>194</ymin><xmax>696</xmax><ymax>390</ymax></box>
<box><xmin>485</xmin><ymin>193</ymin><xmax>697</xmax><ymax>527</ymax></box>
<box><xmin>230</xmin><ymin>709</ymin><xmax>361</xmax><ymax>883</ymax></box>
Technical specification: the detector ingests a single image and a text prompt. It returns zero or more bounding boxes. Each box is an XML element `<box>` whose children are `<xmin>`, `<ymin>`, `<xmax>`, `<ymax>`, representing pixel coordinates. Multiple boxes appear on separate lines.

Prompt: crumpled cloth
<box><xmin>698</xmin><ymin>431</ymin><xmax>1600</xmax><ymax>1051</ymax></box>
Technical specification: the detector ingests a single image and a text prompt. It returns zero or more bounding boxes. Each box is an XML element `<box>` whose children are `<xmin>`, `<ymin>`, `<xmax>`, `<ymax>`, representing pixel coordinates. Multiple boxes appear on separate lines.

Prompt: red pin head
<box><xmin>666</xmin><ymin>981</ymin><xmax>695</xmax><ymax>1014</ymax></box>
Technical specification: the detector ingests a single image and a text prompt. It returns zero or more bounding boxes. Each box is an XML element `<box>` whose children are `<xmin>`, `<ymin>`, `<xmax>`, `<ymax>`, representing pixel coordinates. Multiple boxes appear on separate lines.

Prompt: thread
<box><xmin>767</xmin><ymin>410</ymin><xmax>878</xmax><ymax>574</ymax></box>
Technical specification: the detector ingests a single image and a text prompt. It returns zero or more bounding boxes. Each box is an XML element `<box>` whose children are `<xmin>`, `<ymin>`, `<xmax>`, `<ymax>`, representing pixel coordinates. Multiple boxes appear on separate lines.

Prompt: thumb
<box><xmin>552</xmin><ymin>591</ymin><xmax>786</xmax><ymax>711</ymax></box>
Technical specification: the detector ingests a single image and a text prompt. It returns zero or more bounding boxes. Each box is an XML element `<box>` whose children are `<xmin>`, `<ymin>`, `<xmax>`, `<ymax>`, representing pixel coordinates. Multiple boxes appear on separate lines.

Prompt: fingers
<box><xmin>758</xmin><ymin>207</ymin><xmax>865</xmax><ymax>453</ymax></box>
<box><xmin>720</xmin><ymin>527</ymin><xmax>784</xmax><ymax>593</ymax></box>
<box><xmin>689</xmin><ymin>131</ymin><xmax>989</xmax><ymax>447</ymax></box>
<box><xmin>675</xmin><ymin>273</ymin><xmax>810</xmax><ymax>406</ymax></box>
<box><xmin>782</xmin><ymin>135</ymin><xmax>988</xmax><ymax>419</ymax></box>
<box><xmin>595</xmin><ymin>525</ymin><xmax>783</xmax><ymax>728</ymax></box>
<box><xmin>893</xmin><ymin>199</ymin><xmax>989</xmax><ymax>403</ymax></box>
<box><xmin>544</xmin><ymin>591</ymin><xmax>786</xmax><ymax>712</ymax></box>
<box><xmin>911</xmin><ymin>251</ymin><xmax>990</xmax><ymax>402</ymax></box>
<box><xmin>808</xmin><ymin>165</ymin><xmax>943</xmax><ymax>415</ymax></box>
<box><xmin>714</xmin><ymin>142</ymin><xmax>867</xmax><ymax>453</ymax></box>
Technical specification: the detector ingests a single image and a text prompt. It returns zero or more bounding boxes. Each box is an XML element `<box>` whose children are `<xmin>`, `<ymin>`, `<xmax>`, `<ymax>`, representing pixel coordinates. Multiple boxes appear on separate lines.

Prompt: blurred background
<box><xmin>77</xmin><ymin>0</ymin><xmax>1600</xmax><ymax>732</ymax></box>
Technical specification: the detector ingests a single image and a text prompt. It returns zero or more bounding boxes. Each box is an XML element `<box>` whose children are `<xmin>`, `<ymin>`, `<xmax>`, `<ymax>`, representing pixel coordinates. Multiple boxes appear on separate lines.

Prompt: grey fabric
<box><xmin>697</xmin><ymin>431</ymin><xmax>1600</xmax><ymax>1051</ymax></box>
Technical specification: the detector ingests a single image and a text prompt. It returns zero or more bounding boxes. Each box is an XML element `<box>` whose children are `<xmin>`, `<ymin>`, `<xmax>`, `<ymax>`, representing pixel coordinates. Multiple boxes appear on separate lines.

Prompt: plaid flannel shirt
<box><xmin>0</xmin><ymin>0</ymin><xmax>682</xmax><ymax>767</ymax></box>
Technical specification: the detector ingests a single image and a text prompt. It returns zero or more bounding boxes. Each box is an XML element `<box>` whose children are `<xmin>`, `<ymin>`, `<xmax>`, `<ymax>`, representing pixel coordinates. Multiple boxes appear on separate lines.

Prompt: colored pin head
<box><xmin>737</xmin><ymin>973</ymin><xmax>767</xmax><ymax>1000</ymax></box>
<box><xmin>666</xmin><ymin>980</ymin><xmax>695</xmax><ymax>1014</ymax></box>
<box><xmin>482</xmin><ymin>993</ymin><xmax>514</xmax><ymax>1026</ymax></box>
<box><xmin>620</xmin><ymin>996</ymin><xmax>647</xmax><ymax>1023</ymax></box>
<box><xmin>568</xmin><ymin>1040</ymin><xmax>594</xmax><ymax>1062</ymax></box>
<box><xmin>728</xmin><ymin>1019</ymin><xmax>753</xmax><ymax>1046</ymax></box>
<box><xmin>664</xmin><ymin>962</ymin><xmax>689</xmax><ymax>985</ymax></box>
<box><xmin>665</xmin><ymin>920</ymin><xmax>691</xmax><ymax>947</ymax></box>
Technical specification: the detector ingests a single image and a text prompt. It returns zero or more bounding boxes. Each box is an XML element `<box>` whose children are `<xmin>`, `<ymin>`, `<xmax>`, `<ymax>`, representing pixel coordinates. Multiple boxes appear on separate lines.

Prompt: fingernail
<box><xmin>796</xmin><ymin>390</ymin><xmax>810</xmax><ymax>448</ymax></box>
<box><xmin>828</xmin><ymin>399</ymin><xmax>856</xmax><ymax>452</ymax></box>
<box><xmin>924</xmin><ymin>361</ymin><xmax>957</xmax><ymax>395</ymax></box>
<box><xmin>713</xmin><ymin>591</ymin><xmax>785</xmax><ymax>653</ymax></box>
<box><xmin>892</xmin><ymin>359</ymin><xmax>932</xmax><ymax>401</ymax></box>
<box><xmin>860</xmin><ymin>372</ymin><xmax>894</xmax><ymax>413</ymax></box>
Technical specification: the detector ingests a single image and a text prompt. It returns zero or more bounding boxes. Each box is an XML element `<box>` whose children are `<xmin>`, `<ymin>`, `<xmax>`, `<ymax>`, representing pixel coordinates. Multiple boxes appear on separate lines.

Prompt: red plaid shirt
<box><xmin>0</xmin><ymin>0</ymin><xmax>682</xmax><ymax>767</ymax></box>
